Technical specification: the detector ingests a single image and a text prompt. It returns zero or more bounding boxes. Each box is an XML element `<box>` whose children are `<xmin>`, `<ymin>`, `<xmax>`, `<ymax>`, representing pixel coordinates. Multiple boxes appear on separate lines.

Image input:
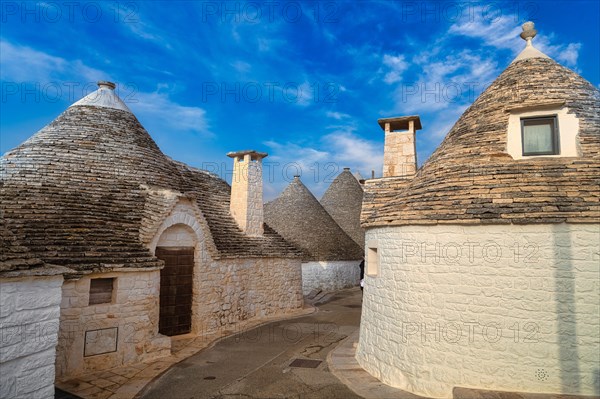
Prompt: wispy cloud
<box><xmin>0</xmin><ymin>39</ymin><xmax>210</xmax><ymax>137</ymax></box>
<box><xmin>326</xmin><ymin>111</ymin><xmax>350</xmax><ymax>120</ymax></box>
<box><xmin>448</xmin><ymin>12</ymin><xmax>522</xmax><ymax>53</ymax></box>
<box><xmin>448</xmin><ymin>9</ymin><xmax>581</xmax><ymax>67</ymax></box>
<box><xmin>322</xmin><ymin>130</ymin><xmax>383</xmax><ymax>177</ymax></box>
<box><xmin>263</xmin><ymin>126</ymin><xmax>382</xmax><ymax>199</ymax></box>
<box><xmin>132</xmin><ymin>91</ymin><xmax>211</xmax><ymax>136</ymax></box>
<box><xmin>379</xmin><ymin>6</ymin><xmax>582</xmax><ymax>164</ymax></box>
<box><xmin>382</xmin><ymin>54</ymin><xmax>409</xmax><ymax>84</ymax></box>
<box><xmin>0</xmin><ymin>40</ymin><xmax>106</xmax><ymax>83</ymax></box>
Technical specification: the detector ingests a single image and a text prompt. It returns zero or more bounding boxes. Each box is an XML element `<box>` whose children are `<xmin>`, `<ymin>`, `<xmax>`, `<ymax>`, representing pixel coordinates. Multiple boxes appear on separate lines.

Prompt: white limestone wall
<box><xmin>192</xmin><ymin>257</ymin><xmax>303</xmax><ymax>334</ymax></box>
<box><xmin>0</xmin><ymin>275</ymin><xmax>63</xmax><ymax>398</ymax></box>
<box><xmin>156</xmin><ymin>223</ymin><xmax>195</xmax><ymax>247</ymax></box>
<box><xmin>301</xmin><ymin>261</ymin><xmax>361</xmax><ymax>295</ymax></box>
<box><xmin>356</xmin><ymin>223</ymin><xmax>600</xmax><ymax>398</ymax></box>
<box><xmin>56</xmin><ymin>269</ymin><xmax>170</xmax><ymax>379</ymax></box>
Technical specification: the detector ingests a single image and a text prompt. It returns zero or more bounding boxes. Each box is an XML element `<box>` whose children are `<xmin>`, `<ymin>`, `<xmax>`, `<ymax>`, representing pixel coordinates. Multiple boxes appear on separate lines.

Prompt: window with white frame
<box><xmin>521</xmin><ymin>115</ymin><xmax>559</xmax><ymax>156</ymax></box>
<box><xmin>506</xmin><ymin>104</ymin><xmax>579</xmax><ymax>160</ymax></box>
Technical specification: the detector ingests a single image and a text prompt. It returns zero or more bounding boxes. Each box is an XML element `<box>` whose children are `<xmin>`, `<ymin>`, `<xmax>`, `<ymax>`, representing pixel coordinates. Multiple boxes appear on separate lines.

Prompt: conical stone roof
<box><xmin>1</xmin><ymin>83</ymin><xmax>300</xmax><ymax>272</ymax></box>
<box><xmin>0</xmin><ymin>217</ymin><xmax>44</xmax><ymax>272</ymax></box>
<box><xmin>362</xmin><ymin>36</ymin><xmax>600</xmax><ymax>227</ymax></box>
<box><xmin>264</xmin><ymin>177</ymin><xmax>364</xmax><ymax>261</ymax></box>
<box><xmin>320</xmin><ymin>169</ymin><xmax>365</xmax><ymax>249</ymax></box>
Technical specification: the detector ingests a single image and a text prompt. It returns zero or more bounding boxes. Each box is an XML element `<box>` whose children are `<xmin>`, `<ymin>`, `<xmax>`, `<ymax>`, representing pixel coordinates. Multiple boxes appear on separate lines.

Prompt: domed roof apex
<box><xmin>69</xmin><ymin>81</ymin><xmax>131</xmax><ymax>113</ymax></box>
<box><xmin>512</xmin><ymin>21</ymin><xmax>550</xmax><ymax>63</ymax></box>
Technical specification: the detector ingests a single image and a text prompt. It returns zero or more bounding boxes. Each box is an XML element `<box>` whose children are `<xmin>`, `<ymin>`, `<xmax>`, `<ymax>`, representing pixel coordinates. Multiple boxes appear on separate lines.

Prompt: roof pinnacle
<box><xmin>520</xmin><ymin>21</ymin><xmax>537</xmax><ymax>46</ymax></box>
<box><xmin>511</xmin><ymin>21</ymin><xmax>549</xmax><ymax>63</ymax></box>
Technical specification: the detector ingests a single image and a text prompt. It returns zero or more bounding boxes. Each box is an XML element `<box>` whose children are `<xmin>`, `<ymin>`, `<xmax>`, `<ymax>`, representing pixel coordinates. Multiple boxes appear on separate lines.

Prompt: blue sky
<box><xmin>1</xmin><ymin>0</ymin><xmax>598</xmax><ymax>200</ymax></box>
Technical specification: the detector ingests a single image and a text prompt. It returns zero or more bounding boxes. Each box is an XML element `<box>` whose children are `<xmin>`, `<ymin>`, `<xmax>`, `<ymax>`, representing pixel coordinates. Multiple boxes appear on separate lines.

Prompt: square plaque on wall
<box><xmin>84</xmin><ymin>327</ymin><xmax>118</xmax><ymax>357</ymax></box>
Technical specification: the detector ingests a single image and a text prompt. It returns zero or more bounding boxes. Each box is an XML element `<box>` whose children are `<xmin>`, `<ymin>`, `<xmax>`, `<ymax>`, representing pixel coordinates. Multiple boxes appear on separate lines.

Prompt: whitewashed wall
<box><xmin>356</xmin><ymin>223</ymin><xmax>600</xmax><ymax>398</ymax></box>
<box><xmin>301</xmin><ymin>260</ymin><xmax>361</xmax><ymax>295</ymax></box>
<box><xmin>0</xmin><ymin>275</ymin><xmax>63</xmax><ymax>399</ymax></box>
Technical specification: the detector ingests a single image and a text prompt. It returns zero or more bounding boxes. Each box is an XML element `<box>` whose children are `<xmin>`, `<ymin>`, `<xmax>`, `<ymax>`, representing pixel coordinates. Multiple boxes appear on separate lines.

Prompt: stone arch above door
<box><xmin>156</xmin><ymin>223</ymin><xmax>196</xmax><ymax>248</ymax></box>
<box><xmin>148</xmin><ymin>199</ymin><xmax>217</xmax><ymax>258</ymax></box>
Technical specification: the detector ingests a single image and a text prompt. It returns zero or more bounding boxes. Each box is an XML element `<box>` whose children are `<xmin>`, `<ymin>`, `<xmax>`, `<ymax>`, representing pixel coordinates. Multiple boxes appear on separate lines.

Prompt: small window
<box><xmin>521</xmin><ymin>116</ymin><xmax>559</xmax><ymax>156</ymax></box>
<box><xmin>367</xmin><ymin>247</ymin><xmax>379</xmax><ymax>276</ymax></box>
<box><xmin>89</xmin><ymin>278</ymin><xmax>114</xmax><ymax>305</ymax></box>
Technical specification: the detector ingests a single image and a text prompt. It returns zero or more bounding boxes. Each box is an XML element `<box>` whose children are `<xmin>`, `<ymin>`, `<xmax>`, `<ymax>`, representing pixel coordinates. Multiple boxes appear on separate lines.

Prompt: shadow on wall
<box><xmin>553</xmin><ymin>224</ymin><xmax>579</xmax><ymax>392</ymax></box>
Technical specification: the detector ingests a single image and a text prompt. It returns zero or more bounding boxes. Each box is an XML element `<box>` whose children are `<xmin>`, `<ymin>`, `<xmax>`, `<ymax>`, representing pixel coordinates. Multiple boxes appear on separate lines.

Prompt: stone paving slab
<box><xmin>55</xmin><ymin>305</ymin><xmax>315</xmax><ymax>399</ymax></box>
<box><xmin>327</xmin><ymin>329</ymin><xmax>428</xmax><ymax>399</ymax></box>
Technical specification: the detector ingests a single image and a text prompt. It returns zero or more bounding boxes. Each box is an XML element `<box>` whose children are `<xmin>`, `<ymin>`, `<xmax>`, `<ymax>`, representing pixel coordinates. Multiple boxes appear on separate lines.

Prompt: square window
<box><xmin>521</xmin><ymin>116</ymin><xmax>559</xmax><ymax>156</ymax></box>
<box><xmin>367</xmin><ymin>247</ymin><xmax>379</xmax><ymax>276</ymax></box>
<box><xmin>89</xmin><ymin>278</ymin><xmax>114</xmax><ymax>305</ymax></box>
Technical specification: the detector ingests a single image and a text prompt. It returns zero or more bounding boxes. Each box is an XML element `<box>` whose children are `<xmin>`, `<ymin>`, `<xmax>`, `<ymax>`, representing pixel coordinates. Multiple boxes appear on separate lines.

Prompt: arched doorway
<box><xmin>155</xmin><ymin>224</ymin><xmax>196</xmax><ymax>336</ymax></box>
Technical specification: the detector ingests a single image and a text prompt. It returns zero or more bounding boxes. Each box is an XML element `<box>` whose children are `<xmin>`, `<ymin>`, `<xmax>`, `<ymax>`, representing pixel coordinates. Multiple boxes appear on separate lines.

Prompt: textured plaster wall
<box><xmin>356</xmin><ymin>223</ymin><xmax>600</xmax><ymax>398</ymax></box>
<box><xmin>0</xmin><ymin>275</ymin><xmax>63</xmax><ymax>398</ymax></box>
<box><xmin>56</xmin><ymin>270</ymin><xmax>170</xmax><ymax>379</ymax></box>
<box><xmin>301</xmin><ymin>261</ymin><xmax>361</xmax><ymax>295</ymax></box>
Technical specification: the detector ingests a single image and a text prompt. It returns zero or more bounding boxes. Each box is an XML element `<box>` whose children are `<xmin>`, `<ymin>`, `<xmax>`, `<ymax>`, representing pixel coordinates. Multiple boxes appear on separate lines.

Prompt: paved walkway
<box><xmin>56</xmin><ymin>288</ymin><xmax>588</xmax><ymax>399</ymax></box>
<box><xmin>139</xmin><ymin>288</ymin><xmax>364</xmax><ymax>399</ymax></box>
<box><xmin>55</xmin><ymin>303</ymin><xmax>316</xmax><ymax>399</ymax></box>
<box><xmin>327</xmin><ymin>329</ymin><xmax>427</xmax><ymax>399</ymax></box>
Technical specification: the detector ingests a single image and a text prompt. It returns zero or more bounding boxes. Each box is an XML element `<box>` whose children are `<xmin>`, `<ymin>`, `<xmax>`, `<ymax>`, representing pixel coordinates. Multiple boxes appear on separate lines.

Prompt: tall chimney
<box><xmin>378</xmin><ymin>115</ymin><xmax>422</xmax><ymax>178</ymax></box>
<box><xmin>227</xmin><ymin>150</ymin><xmax>268</xmax><ymax>236</ymax></box>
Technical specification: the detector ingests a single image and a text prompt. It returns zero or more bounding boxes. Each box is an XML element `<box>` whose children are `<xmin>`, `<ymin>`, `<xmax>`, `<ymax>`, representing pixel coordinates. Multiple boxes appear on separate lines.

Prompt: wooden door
<box><xmin>156</xmin><ymin>247</ymin><xmax>194</xmax><ymax>336</ymax></box>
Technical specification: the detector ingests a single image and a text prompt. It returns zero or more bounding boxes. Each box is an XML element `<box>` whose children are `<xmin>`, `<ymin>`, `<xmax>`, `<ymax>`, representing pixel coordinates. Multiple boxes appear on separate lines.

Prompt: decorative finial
<box><xmin>520</xmin><ymin>21</ymin><xmax>537</xmax><ymax>44</ymax></box>
<box><xmin>97</xmin><ymin>81</ymin><xmax>116</xmax><ymax>90</ymax></box>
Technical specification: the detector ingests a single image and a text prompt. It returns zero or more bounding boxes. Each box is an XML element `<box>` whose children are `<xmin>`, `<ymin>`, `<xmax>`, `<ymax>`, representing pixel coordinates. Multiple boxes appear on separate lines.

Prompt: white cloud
<box><xmin>537</xmin><ymin>39</ymin><xmax>581</xmax><ymax>68</ymax></box>
<box><xmin>448</xmin><ymin>12</ymin><xmax>522</xmax><ymax>53</ymax></box>
<box><xmin>131</xmin><ymin>91</ymin><xmax>211</xmax><ymax>136</ymax></box>
<box><xmin>0</xmin><ymin>39</ymin><xmax>210</xmax><ymax>137</ymax></box>
<box><xmin>387</xmin><ymin>49</ymin><xmax>497</xmax><ymax>115</ymax></box>
<box><xmin>263</xmin><ymin>140</ymin><xmax>330</xmax><ymax>177</ymax></box>
<box><xmin>322</xmin><ymin>131</ymin><xmax>383</xmax><ymax>178</ymax></box>
<box><xmin>296</xmin><ymin>81</ymin><xmax>313</xmax><ymax>106</ymax></box>
<box><xmin>231</xmin><ymin>60</ymin><xmax>252</xmax><ymax>73</ymax></box>
<box><xmin>382</xmin><ymin>54</ymin><xmax>409</xmax><ymax>84</ymax></box>
<box><xmin>263</xmin><ymin>127</ymin><xmax>383</xmax><ymax>199</ymax></box>
<box><xmin>100</xmin><ymin>2</ymin><xmax>174</xmax><ymax>50</ymax></box>
<box><xmin>262</xmin><ymin>139</ymin><xmax>330</xmax><ymax>199</ymax></box>
<box><xmin>0</xmin><ymin>40</ymin><xmax>106</xmax><ymax>83</ymax></box>
<box><xmin>448</xmin><ymin>9</ymin><xmax>581</xmax><ymax>67</ymax></box>
<box><xmin>271</xmin><ymin>80</ymin><xmax>315</xmax><ymax>107</ymax></box>
<box><xmin>384</xmin><ymin>8</ymin><xmax>581</xmax><ymax>149</ymax></box>
<box><xmin>326</xmin><ymin>111</ymin><xmax>350</xmax><ymax>120</ymax></box>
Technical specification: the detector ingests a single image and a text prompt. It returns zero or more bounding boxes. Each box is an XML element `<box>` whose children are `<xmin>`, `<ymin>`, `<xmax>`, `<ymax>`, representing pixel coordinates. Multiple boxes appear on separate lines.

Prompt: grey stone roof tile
<box><xmin>264</xmin><ymin>177</ymin><xmax>363</xmax><ymax>261</ymax></box>
<box><xmin>320</xmin><ymin>169</ymin><xmax>365</xmax><ymax>249</ymax></box>
<box><xmin>1</xmin><ymin>104</ymin><xmax>300</xmax><ymax>273</ymax></box>
<box><xmin>362</xmin><ymin>58</ymin><xmax>600</xmax><ymax>227</ymax></box>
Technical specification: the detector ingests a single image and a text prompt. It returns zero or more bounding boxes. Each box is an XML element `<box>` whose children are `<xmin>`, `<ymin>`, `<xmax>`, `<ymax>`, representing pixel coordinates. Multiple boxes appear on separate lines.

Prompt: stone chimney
<box><xmin>227</xmin><ymin>150</ymin><xmax>268</xmax><ymax>236</ymax></box>
<box><xmin>378</xmin><ymin>115</ymin><xmax>422</xmax><ymax>178</ymax></box>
